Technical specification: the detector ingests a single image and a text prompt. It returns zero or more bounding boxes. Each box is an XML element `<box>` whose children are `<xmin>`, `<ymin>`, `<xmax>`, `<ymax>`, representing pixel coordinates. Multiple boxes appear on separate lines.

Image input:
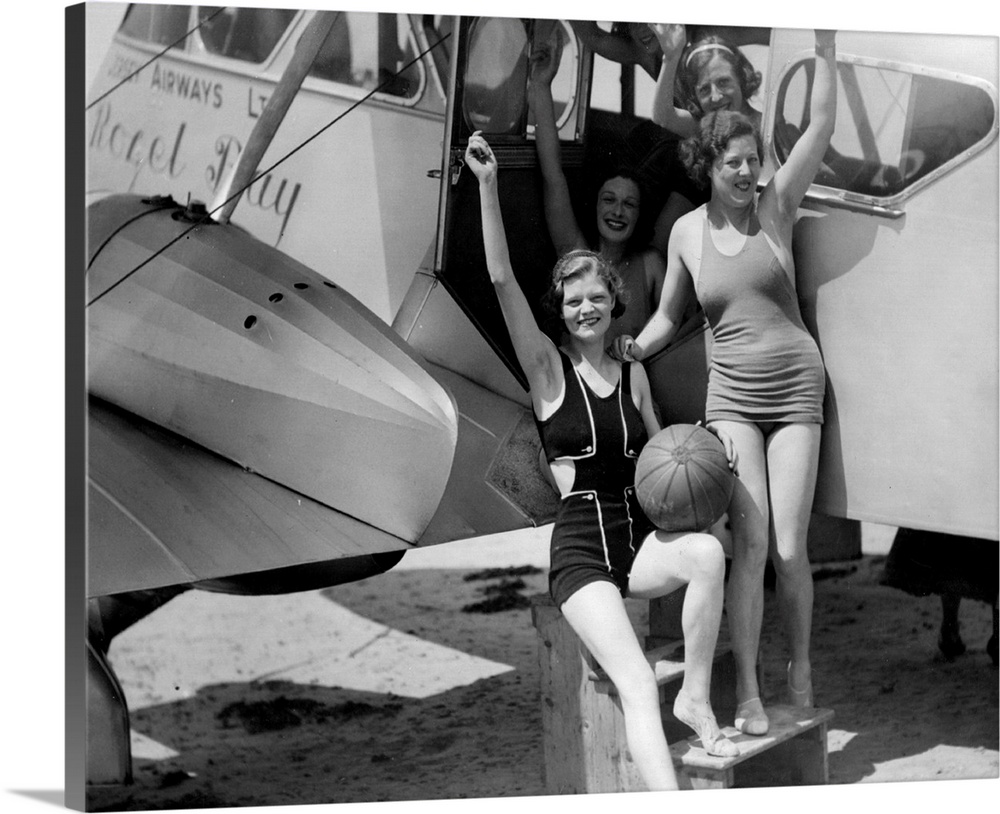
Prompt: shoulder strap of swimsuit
<box><xmin>699</xmin><ymin>205</ymin><xmax>716</xmax><ymax>259</ymax></box>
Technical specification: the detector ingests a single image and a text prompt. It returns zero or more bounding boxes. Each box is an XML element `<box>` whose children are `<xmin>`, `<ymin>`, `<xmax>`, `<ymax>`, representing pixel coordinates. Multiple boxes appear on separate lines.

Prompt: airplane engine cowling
<box><xmin>86</xmin><ymin>194</ymin><xmax>458</xmax><ymax>544</ymax></box>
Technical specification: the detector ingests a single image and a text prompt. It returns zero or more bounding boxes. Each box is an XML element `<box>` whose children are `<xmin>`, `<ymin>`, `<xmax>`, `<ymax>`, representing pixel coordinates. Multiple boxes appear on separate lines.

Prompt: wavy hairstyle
<box><xmin>679</xmin><ymin>110</ymin><xmax>764</xmax><ymax>190</ymax></box>
<box><xmin>541</xmin><ymin>249</ymin><xmax>627</xmax><ymax>330</ymax></box>
<box><xmin>580</xmin><ymin>163</ymin><xmax>654</xmax><ymax>256</ymax></box>
<box><xmin>677</xmin><ymin>35</ymin><xmax>762</xmax><ymax>117</ymax></box>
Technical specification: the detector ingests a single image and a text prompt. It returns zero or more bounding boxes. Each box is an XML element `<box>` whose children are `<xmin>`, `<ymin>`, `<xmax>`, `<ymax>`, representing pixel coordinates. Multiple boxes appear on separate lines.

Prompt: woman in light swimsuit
<box><xmin>614</xmin><ymin>31</ymin><xmax>838</xmax><ymax>737</ymax></box>
<box><xmin>465</xmin><ymin>130</ymin><xmax>739</xmax><ymax>790</ymax></box>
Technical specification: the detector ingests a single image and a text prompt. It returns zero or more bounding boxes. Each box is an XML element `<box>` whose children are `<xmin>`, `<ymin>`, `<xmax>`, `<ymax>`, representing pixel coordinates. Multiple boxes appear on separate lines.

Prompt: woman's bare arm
<box><xmin>529</xmin><ymin>29</ymin><xmax>586</xmax><ymax>255</ymax></box>
<box><xmin>466</xmin><ymin>133</ymin><xmax>561</xmax><ymax>398</ymax></box>
<box><xmin>767</xmin><ymin>31</ymin><xmax>838</xmax><ymax>221</ymax></box>
<box><xmin>650</xmin><ymin>23</ymin><xmax>698</xmax><ymax>139</ymax></box>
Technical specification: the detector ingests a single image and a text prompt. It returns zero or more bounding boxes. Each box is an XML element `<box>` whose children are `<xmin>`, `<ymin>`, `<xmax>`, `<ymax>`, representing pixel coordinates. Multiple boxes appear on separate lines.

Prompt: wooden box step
<box><xmin>531</xmin><ymin>595</ymin><xmax>831</xmax><ymax>792</ymax></box>
<box><xmin>670</xmin><ymin>704</ymin><xmax>834</xmax><ymax>790</ymax></box>
<box><xmin>587</xmin><ymin>637</ymin><xmax>730</xmax><ymax>694</ymax></box>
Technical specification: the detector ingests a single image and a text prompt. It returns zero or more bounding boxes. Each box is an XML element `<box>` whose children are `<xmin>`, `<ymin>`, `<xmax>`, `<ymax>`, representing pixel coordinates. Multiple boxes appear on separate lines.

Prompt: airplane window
<box><xmin>774</xmin><ymin>57</ymin><xmax>996</xmax><ymax>198</ymax></box>
<box><xmin>527</xmin><ymin>20</ymin><xmax>579</xmax><ymax>136</ymax></box>
<box><xmin>463</xmin><ymin>17</ymin><xmax>530</xmax><ymax>135</ymax></box>
<box><xmin>120</xmin><ymin>3</ymin><xmax>192</xmax><ymax>48</ymax></box>
<box><xmin>310</xmin><ymin>12</ymin><xmax>422</xmax><ymax>100</ymax></box>
<box><xmin>197</xmin><ymin>6</ymin><xmax>296</xmax><ymax>63</ymax></box>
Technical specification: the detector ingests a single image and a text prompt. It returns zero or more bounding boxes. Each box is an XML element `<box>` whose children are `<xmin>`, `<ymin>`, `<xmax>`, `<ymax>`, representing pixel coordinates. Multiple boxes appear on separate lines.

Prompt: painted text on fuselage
<box><xmin>151</xmin><ymin>62</ymin><xmax>224</xmax><ymax>108</ymax></box>
<box><xmin>89</xmin><ymin>102</ymin><xmax>187</xmax><ymax>180</ymax></box>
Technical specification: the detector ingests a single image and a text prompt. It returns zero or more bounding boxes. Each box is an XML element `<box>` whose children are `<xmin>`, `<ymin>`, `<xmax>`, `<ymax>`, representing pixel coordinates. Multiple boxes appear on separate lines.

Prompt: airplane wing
<box><xmin>87</xmin><ymin>395</ymin><xmax>413</xmax><ymax>597</ymax></box>
<box><xmin>86</xmin><ymin>194</ymin><xmax>557</xmax><ymax>600</ymax></box>
<box><xmin>87</xmin><ymin>365</ymin><xmax>557</xmax><ymax>599</ymax></box>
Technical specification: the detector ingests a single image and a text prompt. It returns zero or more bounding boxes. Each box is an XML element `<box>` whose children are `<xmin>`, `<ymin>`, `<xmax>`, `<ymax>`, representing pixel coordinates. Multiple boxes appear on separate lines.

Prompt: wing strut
<box><xmin>215</xmin><ymin>10</ymin><xmax>340</xmax><ymax>224</ymax></box>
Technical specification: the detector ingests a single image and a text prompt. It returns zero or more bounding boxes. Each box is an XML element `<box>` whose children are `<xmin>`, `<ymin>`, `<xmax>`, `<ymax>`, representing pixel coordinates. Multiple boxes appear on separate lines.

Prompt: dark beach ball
<box><xmin>635</xmin><ymin>424</ymin><xmax>735</xmax><ymax>532</ymax></box>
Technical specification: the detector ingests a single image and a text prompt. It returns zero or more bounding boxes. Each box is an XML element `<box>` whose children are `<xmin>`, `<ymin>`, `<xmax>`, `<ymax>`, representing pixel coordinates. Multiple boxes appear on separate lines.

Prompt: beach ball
<box><xmin>635</xmin><ymin>424</ymin><xmax>735</xmax><ymax>532</ymax></box>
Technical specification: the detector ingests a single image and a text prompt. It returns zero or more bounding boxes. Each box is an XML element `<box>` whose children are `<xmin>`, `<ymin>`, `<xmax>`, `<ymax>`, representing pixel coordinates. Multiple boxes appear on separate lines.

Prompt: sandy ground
<box><xmin>86</xmin><ymin>524</ymin><xmax>998</xmax><ymax>812</ymax></box>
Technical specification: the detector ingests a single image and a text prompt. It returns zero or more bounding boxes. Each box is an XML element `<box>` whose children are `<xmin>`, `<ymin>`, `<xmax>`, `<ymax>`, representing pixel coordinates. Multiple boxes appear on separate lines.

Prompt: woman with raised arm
<box><xmin>528</xmin><ymin>27</ymin><xmax>692</xmax><ymax>345</ymax></box>
<box><xmin>650</xmin><ymin>23</ymin><xmax>763</xmax><ymax>140</ymax></box>
<box><xmin>615</xmin><ymin>31</ymin><xmax>838</xmax><ymax>737</ymax></box>
<box><xmin>465</xmin><ymin>130</ymin><xmax>739</xmax><ymax>790</ymax></box>
<box><xmin>568</xmin><ymin>20</ymin><xmax>663</xmax><ymax>79</ymax></box>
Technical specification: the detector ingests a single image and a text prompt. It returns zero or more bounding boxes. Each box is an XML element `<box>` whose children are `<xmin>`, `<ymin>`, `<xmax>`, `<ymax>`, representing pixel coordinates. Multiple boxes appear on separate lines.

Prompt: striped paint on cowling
<box><xmin>87</xmin><ymin>195</ymin><xmax>458</xmax><ymax>543</ymax></box>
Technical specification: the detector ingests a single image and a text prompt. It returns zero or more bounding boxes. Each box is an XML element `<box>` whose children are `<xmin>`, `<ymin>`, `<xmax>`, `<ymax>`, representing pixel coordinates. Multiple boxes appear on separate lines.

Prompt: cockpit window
<box><xmin>774</xmin><ymin>55</ymin><xmax>997</xmax><ymax>200</ymax></box>
<box><xmin>197</xmin><ymin>6</ymin><xmax>296</xmax><ymax>63</ymax></box>
<box><xmin>309</xmin><ymin>12</ymin><xmax>423</xmax><ymax>100</ymax></box>
<box><xmin>119</xmin><ymin>3</ymin><xmax>193</xmax><ymax>48</ymax></box>
<box><xmin>118</xmin><ymin>5</ymin><xmax>295</xmax><ymax>63</ymax></box>
<box><xmin>462</xmin><ymin>17</ymin><xmax>530</xmax><ymax>135</ymax></box>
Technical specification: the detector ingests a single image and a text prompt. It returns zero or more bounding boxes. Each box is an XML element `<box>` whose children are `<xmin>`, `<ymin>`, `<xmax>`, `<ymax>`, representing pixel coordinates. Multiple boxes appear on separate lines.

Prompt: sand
<box><xmin>86</xmin><ymin>524</ymin><xmax>998</xmax><ymax>812</ymax></box>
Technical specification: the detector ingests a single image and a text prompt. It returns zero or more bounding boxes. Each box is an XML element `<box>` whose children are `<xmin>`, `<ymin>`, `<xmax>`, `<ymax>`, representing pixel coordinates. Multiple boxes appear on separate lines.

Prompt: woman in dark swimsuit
<box><xmin>465</xmin><ymin>131</ymin><xmax>738</xmax><ymax>790</ymax></box>
<box><xmin>615</xmin><ymin>31</ymin><xmax>838</xmax><ymax>737</ymax></box>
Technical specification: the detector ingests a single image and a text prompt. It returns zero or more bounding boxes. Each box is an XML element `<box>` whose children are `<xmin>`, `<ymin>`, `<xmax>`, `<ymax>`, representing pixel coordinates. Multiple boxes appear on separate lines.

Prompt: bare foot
<box><xmin>673</xmin><ymin>691</ymin><xmax>739</xmax><ymax>757</ymax></box>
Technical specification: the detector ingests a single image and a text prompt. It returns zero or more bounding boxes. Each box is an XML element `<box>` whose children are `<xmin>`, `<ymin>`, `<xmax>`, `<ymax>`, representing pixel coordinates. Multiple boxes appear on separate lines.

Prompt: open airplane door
<box><xmin>395</xmin><ymin>16</ymin><xmax>723</xmax><ymax>541</ymax></box>
<box><xmin>392</xmin><ymin>17</ymin><xmax>591</xmax><ymax>540</ymax></box>
<box><xmin>398</xmin><ymin>18</ymin><xmax>584</xmax><ymax>392</ymax></box>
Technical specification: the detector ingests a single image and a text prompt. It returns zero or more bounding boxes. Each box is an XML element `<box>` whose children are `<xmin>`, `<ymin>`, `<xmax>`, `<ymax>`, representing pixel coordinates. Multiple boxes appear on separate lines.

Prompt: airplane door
<box><xmin>433</xmin><ymin>17</ymin><xmax>589</xmax><ymax>391</ymax></box>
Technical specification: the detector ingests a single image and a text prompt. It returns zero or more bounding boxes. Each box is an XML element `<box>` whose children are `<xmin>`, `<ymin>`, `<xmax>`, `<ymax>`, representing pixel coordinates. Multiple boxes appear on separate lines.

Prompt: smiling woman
<box><xmin>528</xmin><ymin>25</ymin><xmax>687</xmax><ymax>349</ymax></box>
<box><xmin>651</xmin><ymin>24</ymin><xmax>764</xmax><ymax>139</ymax></box>
<box><xmin>618</xmin><ymin>30</ymin><xmax>839</xmax><ymax>740</ymax></box>
<box><xmin>463</xmin><ymin>130</ymin><xmax>740</xmax><ymax>789</ymax></box>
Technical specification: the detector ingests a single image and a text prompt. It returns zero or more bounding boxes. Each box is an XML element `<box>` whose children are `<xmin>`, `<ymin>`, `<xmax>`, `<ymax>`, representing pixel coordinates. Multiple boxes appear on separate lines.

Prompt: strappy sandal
<box><xmin>787</xmin><ymin>662</ymin><xmax>814</xmax><ymax>707</ymax></box>
<box><xmin>673</xmin><ymin>691</ymin><xmax>739</xmax><ymax>758</ymax></box>
<box><xmin>734</xmin><ymin>696</ymin><xmax>769</xmax><ymax>735</ymax></box>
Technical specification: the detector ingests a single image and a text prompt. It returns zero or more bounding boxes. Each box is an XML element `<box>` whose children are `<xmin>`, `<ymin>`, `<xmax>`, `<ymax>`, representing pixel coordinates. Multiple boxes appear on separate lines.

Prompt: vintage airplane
<box><xmin>82</xmin><ymin>4</ymin><xmax>998</xmax><ymax>787</ymax></box>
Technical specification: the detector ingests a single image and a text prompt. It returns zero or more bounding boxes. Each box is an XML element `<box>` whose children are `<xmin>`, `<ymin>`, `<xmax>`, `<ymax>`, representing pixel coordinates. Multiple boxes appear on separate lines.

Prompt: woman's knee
<box><xmin>688</xmin><ymin>532</ymin><xmax>726</xmax><ymax>580</ymax></box>
<box><xmin>614</xmin><ymin>662</ymin><xmax>660</xmax><ymax>706</ymax></box>
<box><xmin>733</xmin><ymin>530</ymin><xmax>769</xmax><ymax>572</ymax></box>
<box><xmin>771</xmin><ymin>546</ymin><xmax>812</xmax><ymax>581</ymax></box>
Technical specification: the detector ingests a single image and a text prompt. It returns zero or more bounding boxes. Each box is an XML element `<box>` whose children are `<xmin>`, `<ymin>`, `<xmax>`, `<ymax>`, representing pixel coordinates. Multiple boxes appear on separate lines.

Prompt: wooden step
<box><xmin>670</xmin><ymin>704</ymin><xmax>834</xmax><ymax>789</ymax></box>
<box><xmin>587</xmin><ymin>637</ymin><xmax>731</xmax><ymax>694</ymax></box>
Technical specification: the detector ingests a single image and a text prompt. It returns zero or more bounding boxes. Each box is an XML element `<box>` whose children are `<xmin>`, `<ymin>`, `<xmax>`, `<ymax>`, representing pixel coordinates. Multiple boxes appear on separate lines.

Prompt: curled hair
<box><xmin>679</xmin><ymin>110</ymin><xmax>764</xmax><ymax>189</ymax></box>
<box><xmin>541</xmin><ymin>250</ymin><xmax>627</xmax><ymax>329</ymax></box>
<box><xmin>677</xmin><ymin>35</ymin><xmax>762</xmax><ymax>117</ymax></box>
<box><xmin>583</xmin><ymin>164</ymin><xmax>653</xmax><ymax>254</ymax></box>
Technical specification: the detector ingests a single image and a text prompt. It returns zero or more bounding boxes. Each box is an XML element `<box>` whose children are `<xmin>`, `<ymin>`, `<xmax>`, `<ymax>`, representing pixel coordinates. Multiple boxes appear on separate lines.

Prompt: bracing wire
<box><xmin>85</xmin><ymin>7</ymin><xmax>227</xmax><ymax>111</ymax></box>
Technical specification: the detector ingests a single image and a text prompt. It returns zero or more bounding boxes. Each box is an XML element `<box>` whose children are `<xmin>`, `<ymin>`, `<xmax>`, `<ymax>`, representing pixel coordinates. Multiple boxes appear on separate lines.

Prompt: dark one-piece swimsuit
<box><xmin>536</xmin><ymin>351</ymin><xmax>655</xmax><ymax>608</ymax></box>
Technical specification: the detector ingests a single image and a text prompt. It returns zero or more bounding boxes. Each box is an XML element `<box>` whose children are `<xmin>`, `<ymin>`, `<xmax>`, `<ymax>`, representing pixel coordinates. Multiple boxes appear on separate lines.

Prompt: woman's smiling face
<box><xmin>595</xmin><ymin>176</ymin><xmax>641</xmax><ymax>245</ymax></box>
<box><xmin>695</xmin><ymin>54</ymin><xmax>745</xmax><ymax>115</ymax></box>
<box><xmin>561</xmin><ymin>269</ymin><xmax>614</xmax><ymax>340</ymax></box>
<box><xmin>711</xmin><ymin>134</ymin><xmax>761</xmax><ymax>206</ymax></box>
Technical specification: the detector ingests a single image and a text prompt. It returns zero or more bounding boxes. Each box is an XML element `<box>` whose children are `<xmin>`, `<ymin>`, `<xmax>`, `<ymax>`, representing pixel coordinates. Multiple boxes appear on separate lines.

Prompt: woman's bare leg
<box><xmin>713</xmin><ymin>420</ymin><xmax>770</xmax><ymax>731</ymax></box>
<box><xmin>630</xmin><ymin>531</ymin><xmax>725</xmax><ymax>702</ymax></box>
<box><xmin>629</xmin><ymin>530</ymin><xmax>737</xmax><ymax>756</ymax></box>
<box><xmin>766</xmin><ymin>422</ymin><xmax>821</xmax><ymax>702</ymax></box>
<box><xmin>560</xmin><ymin>581</ymin><xmax>679</xmax><ymax>790</ymax></box>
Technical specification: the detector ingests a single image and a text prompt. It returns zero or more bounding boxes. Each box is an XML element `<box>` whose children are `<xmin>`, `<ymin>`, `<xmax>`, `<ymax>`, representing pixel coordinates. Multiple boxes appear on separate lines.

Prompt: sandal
<box><xmin>787</xmin><ymin>662</ymin><xmax>814</xmax><ymax>708</ymax></box>
<box><xmin>734</xmin><ymin>696</ymin><xmax>769</xmax><ymax>735</ymax></box>
<box><xmin>673</xmin><ymin>691</ymin><xmax>739</xmax><ymax>758</ymax></box>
